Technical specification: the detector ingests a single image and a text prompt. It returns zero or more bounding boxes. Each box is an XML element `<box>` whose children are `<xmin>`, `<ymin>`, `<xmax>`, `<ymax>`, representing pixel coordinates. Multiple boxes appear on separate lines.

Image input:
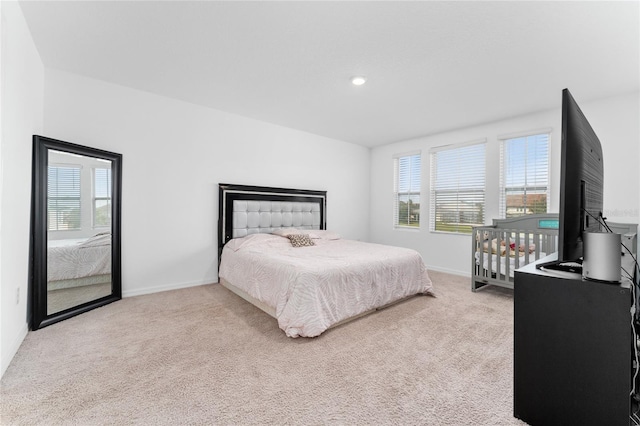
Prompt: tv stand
<box><xmin>535</xmin><ymin>258</ymin><xmax>583</xmax><ymax>274</ymax></box>
<box><xmin>514</xmin><ymin>254</ymin><xmax>633</xmax><ymax>425</ymax></box>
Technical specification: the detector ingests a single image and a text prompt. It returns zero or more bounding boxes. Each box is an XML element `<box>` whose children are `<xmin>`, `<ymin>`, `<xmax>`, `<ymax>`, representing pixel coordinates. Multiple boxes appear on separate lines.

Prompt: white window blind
<box><xmin>94</xmin><ymin>167</ymin><xmax>112</xmax><ymax>227</ymax></box>
<box><xmin>393</xmin><ymin>153</ymin><xmax>421</xmax><ymax>228</ymax></box>
<box><xmin>430</xmin><ymin>141</ymin><xmax>485</xmax><ymax>234</ymax></box>
<box><xmin>500</xmin><ymin>133</ymin><xmax>549</xmax><ymax>218</ymax></box>
<box><xmin>48</xmin><ymin>165</ymin><xmax>81</xmax><ymax>231</ymax></box>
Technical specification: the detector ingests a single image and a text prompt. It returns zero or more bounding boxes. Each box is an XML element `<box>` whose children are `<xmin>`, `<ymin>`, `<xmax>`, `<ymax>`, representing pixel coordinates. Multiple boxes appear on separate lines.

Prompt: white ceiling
<box><xmin>19</xmin><ymin>1</ymin><xmax>640</xmax><ymax>148</ymax></box>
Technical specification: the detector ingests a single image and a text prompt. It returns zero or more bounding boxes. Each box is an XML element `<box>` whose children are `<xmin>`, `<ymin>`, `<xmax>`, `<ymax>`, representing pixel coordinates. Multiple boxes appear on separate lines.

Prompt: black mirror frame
<box><xmin>30</xmin><ymin>135</ymin><xmax>122</xmax><ymax>330</ymax></box>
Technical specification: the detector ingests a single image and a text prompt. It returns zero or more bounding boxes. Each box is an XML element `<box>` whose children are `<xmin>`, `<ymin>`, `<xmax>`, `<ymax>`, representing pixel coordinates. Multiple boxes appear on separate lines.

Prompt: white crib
<box><xmin>471</xmin><ymin>214</ymin><xmax>559</xmax><ymax>291</ymax></box>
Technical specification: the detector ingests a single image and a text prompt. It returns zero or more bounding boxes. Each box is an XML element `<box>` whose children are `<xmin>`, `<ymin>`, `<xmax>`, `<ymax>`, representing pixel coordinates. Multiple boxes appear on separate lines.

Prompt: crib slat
<box><xmin>506</xmin><ymin>231</ymin><xmax>512</xmax><ymax>272</ymax></box>
<box><xmin>498</xmin><ymin>230</ymin><xmax>504</xmax><ymax>278</ymax></box>
<box><xmin>477</xmin><ymin>229</ymin><xmax>485</xmax><ymax>275</ymax></box>
<box><xmin>515</xmin><ymin>231</ymin><xmax>521</xmax><ymax>270</ymax></box>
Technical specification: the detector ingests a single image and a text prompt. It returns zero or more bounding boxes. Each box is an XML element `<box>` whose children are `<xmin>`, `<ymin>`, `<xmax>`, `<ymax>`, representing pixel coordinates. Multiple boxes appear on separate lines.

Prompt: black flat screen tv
<box><xmin>539</xmin><ymin>88</ymin><xmax>604</xmax><ymax>271</ymax></box>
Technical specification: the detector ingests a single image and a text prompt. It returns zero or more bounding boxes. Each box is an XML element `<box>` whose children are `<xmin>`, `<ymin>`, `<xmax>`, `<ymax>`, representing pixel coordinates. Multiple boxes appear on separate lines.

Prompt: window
<box><xmin>393</xmin><ymin>153</ymin><xmax>421</xmax><ymax>228</ymax></box>
<box><xmin>48</xmin><ymin>165</ymin><xmax>81</xmax><ymax>231</ymax></box>
<box><xmin>430</xmin><ymin>141</ymin><xmax>485</xmax><ymax>234</ymax></box>
<box><xmin>94</xmin><ymin>167</ymin><xmax>112</xmax><ymax>227</ymax></box>
<box><xmin>500</xmin><ymin>133</ymin><xmax>549</xmax><ymax>218</ymax></box>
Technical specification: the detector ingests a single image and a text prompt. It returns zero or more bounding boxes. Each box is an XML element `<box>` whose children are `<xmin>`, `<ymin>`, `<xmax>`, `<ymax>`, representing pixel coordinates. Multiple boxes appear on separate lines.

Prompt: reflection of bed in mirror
<box><xmin>47</xmin><ymin>233</ymin><xmax>112</xmax><ymax>314</ymax></box>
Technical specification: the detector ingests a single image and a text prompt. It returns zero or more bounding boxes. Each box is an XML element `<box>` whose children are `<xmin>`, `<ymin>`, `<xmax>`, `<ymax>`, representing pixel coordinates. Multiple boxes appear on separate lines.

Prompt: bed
<box><xmin>471</xmin><ymin>215</ymin><xmax>559</xmax><ymax>292</ymax></box>
<box><xmin>47</xmin><ymin>233</ymin><xmax>112</xmax><ymax>291</ymax></box>
<box><xmin>217</xmin><ymin>184</ymin><xmax>433</xmax><ymax>337</ymax></box>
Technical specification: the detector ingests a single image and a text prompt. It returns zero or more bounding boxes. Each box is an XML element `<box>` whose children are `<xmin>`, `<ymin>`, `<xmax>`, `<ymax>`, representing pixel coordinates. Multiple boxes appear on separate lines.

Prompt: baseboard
<box><xmin>1</xmin><ymin>322</ymin><xmax>28</xmax><ymax>379</ymax></box>
<box><xmin>122</xmin><ymin>278</ymin><xmax>216</xmax><ymax>298</ymax></box>
<box><xmin>426</xmin><ymin>265</ymin><xmax>470</xmax><ymax>278</ymax></box>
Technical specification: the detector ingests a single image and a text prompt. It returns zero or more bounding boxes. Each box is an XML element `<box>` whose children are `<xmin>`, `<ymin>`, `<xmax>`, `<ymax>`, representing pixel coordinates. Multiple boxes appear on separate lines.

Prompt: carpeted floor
<box><xmin>48</xmin><ymin>282</ymin><xmax>112</xmax><ymax>315</ymax></box>
<box><xmin>1</xmin><ymin>271</ymin><xmax>526</xmax><ymax>425</ymax></box>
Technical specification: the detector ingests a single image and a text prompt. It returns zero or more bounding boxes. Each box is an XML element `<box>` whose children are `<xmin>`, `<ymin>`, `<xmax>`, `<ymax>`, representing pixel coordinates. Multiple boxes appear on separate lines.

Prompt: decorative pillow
<box><xmin>272</xmin><ymin>228</ymin><xmax>302</xmax><ymax>237</ymax></box>
<box><xmin>287</xmin><ymin>234</ymin><xmax>315</xmax><ymax>247</ymax></box>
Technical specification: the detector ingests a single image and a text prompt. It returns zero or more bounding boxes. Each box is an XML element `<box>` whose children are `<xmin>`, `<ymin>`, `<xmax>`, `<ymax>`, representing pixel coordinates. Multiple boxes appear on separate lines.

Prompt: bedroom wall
<box><xmin>369</xmin><ymin>91</ymin><xmax>640</xmax><ymax>276</ymax></box>
<box><xmin>0</xmin><ymin>1</ymin><xmax>44</xmax><ymax>377</ymax></box>
<box><xmin>42</xmin><ymin>69</ymin><xmax>371</xmax><ymax>297</ymax></box>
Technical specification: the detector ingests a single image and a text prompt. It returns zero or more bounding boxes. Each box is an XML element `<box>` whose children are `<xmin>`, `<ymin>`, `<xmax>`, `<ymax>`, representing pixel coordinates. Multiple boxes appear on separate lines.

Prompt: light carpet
<box><xmin>1</xmin><ymin>271</ymin><xmax>526</xmax><ymax>425</ymax></box>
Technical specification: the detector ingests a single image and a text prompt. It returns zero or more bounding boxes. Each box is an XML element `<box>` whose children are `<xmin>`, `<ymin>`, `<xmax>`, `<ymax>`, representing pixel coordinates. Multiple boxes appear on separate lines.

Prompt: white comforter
<box><xmin>219</xmin><ymin>233</ymin><xmax>433</xmax><ymax>337</ymax></box>
<box><xmin>48</xmin><ymin>234</ymin><xmax>111</xmax><ymax>281</ymax></box>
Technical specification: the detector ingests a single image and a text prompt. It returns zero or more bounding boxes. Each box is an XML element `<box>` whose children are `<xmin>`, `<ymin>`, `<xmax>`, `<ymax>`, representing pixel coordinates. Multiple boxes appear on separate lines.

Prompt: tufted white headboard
<box><xmin>231</xmin><ymin>200</ymin><xmax>321</xmax><ymax>238</ymax></box>
<box><xmin>218</xmin><ymin>184</ymin><xmax>326</xmax><ymax>258</ymax></box>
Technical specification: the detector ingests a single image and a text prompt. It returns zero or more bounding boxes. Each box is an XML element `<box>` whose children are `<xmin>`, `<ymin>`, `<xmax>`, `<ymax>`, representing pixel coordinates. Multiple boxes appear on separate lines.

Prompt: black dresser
<box><xmin>514</xmin><ymin>255</ymin><xmax>634</xmax><ymax>425</ymax></box>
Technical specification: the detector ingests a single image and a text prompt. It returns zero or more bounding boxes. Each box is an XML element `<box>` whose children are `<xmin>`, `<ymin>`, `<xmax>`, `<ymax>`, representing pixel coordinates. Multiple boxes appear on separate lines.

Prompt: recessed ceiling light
<box><xmin>351</xmin><ymin>76</ymin><xmax>367</xmax><ymax>86</ymax></box>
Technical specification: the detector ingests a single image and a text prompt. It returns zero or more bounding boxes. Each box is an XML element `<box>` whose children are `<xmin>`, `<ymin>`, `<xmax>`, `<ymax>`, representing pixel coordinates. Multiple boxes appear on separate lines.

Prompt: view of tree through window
<box><xmin>501</xmin><ymin>133</ymin><xmax>549</xmax><ymax>218</ymax></box>
<box><xmin>394</xmin><ymin>154</ymin><xmax>421</xmax><ymax>227</ymax></box>
<box><xmin>94</xmin><ymin>167</ymin><xmax>112</xmax><ymax>227</ymax></box>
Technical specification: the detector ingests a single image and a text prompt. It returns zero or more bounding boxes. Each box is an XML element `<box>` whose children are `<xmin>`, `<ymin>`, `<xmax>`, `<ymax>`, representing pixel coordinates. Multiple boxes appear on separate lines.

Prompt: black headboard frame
<box><xmin>218</xmin><ymin>184</ymin><xmax>327</xmax><ymax>260</ymax></box>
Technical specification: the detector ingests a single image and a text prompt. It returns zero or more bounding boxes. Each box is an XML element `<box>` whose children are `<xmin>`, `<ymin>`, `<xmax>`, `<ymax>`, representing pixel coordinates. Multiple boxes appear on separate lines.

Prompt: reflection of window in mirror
<box><xmin>93</xmin><ymin>164</ymin><xmax>112</xmax><ymax>228</ymax></box>
<box><xmin>46</xmin><ymin>151</ymin><xmax>114</xmax><ymax>314</ymax></box>
<box><xmin>47</xmin><ymin>151</ymin><xmax>113</xmax><ymax>243</ymax></box>
<box><xmin>48</xmin><ymin>163</ymin><xmax>81</xmax><ymax>231</ymax></box>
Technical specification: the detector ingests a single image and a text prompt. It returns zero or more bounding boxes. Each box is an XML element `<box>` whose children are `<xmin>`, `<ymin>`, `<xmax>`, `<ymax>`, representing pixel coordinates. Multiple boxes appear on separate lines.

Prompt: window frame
<box><xmin>393</xmin><ymin>151</ymin><xmax>422</xmax><ymax>229</ymax></box>
<box><xmin>93</xmin><ymin>167</ymin><xmax>113</xmax><ymax>228</ymax></box>
<box><xmin>499</xmin><ymin>130</ymin><xmax>551</xmax><ymax>219</ymax></box>
<box><xmin>429</xmin><ymin>139</ymin><xmax>486</xmax><ymax>235</ymax></box>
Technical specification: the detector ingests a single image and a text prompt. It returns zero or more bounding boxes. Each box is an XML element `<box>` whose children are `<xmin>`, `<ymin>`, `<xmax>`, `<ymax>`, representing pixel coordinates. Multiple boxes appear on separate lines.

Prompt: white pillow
<box><xmin>272</xmin><ymin>228</ymin><xmax>302</xmax><ymax>237</ymax></box>
<box><xmin>225</xmin><ymin>233</ymin><xmax>280</xmax><ymax>251</ymax></box>
<box><xmin>79</xmin><ymin>233</ymin><xmax>111</xmax><ymax>248</ymax></box>
<box><xmin>308</xmin><ymin>230</ymin><xmax>341</xmax><ymax>240</ymax></box>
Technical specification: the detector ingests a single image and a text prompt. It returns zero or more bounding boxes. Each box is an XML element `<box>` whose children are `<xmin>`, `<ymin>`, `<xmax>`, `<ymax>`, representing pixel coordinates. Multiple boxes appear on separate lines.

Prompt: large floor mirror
<box><xmin>31</xmin><ymin>135</ymin><xmax>122</xmax><ymax>330</ymax></box>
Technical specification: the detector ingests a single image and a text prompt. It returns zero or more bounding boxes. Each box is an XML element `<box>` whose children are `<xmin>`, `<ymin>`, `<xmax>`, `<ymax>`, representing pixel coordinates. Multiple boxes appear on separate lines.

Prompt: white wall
<box><xmin>370</xmin><ymin>91</ymin><xmax>640</xmax><ymax>276</ymax></box>
<box><xmin>43</xmin><ymin>69</ymin><xmax>371</xmax><ymax>297</ymax></box>
<box><xmin>584</xmin><ymin>93</ymin><xmax>640</xmax><ymax>224</ymax></box>
<box><xmin>0</xmin><ymin>1</ymin><xmax>44</xmax><ymax>377</ymax></box>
